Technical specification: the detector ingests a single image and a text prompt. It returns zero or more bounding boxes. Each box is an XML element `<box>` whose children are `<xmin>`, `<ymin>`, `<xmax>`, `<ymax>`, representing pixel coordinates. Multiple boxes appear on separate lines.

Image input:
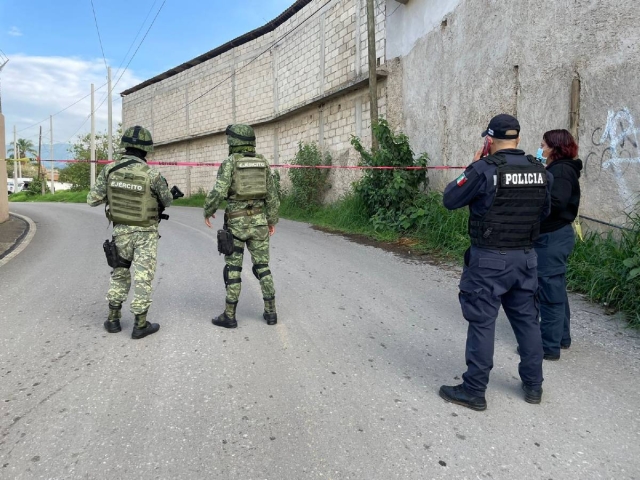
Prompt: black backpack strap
<box><xmin>106</xmin><ymin>159</ymin><xmax>139</xmax><ymax>181</ymax></box>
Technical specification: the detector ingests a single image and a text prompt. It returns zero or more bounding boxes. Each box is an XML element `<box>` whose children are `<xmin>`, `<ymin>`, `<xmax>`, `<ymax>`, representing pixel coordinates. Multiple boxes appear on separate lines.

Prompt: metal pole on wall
<box><xmin>107</xmin><ymin>66</ymin><xmax>113</xmax><ymax>162</ymax></box>
<box><xmin>569</xmin><ymin>76</ymin><xmax>581</xmax><ymax>144</ymax></box>
<box><xmin>366</xmin><ymin>0</ymin><xmax>379</xmax><ymax>152</ymax></box>
<box><xmin>90</xmin><ymin>83</ymin><xmax>96</xmax><ymax>187</ymax></box>
<box><xmin>50</xmin><ymin>115</ymin><xmax>54</xmax><ymax>193</ymax></box>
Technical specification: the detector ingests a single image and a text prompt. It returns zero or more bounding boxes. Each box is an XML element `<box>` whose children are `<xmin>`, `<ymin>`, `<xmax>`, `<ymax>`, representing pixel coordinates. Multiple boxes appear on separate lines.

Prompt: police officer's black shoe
<box><xmin>560</xmin><ymin>343</ymin><xmax>571</xmax><ymax>350</ymax></box>
<box><xmin>439</xmin><ymin>384</ymin><xmax>487</xmax><ymax>411</ymax></box>
<box><xmin>104</xmin><ymin>303</ymin><xmax>122</xmax><ymax>333</ymax></box>
<box><xmin>522</xmin><ymin>383</ymin><xmax>543</xmax><ymax>404</ymax></box>
<box><xmin>263</xmin><ymin>312</ymin><xmax>277</xmax><ymax>325</ymax></box>
<box><xmin>212</xmin><ymin>313</ymin><xmax>238</xmax><ymax>329</ymax></box>
<box><xmin>543</xmin><ymin>352</ymin><xmax>560</xmax><ymax>361</ymax></box>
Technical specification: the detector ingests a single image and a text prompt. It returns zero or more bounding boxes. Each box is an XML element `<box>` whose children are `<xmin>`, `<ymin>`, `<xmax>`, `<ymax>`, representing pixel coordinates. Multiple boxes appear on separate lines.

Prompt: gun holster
<box><xmin>103</xmin><ymin>238</ymin><xmax>132</xmax><ymax>269</ymax></box>
<box><xmin>217</xmin><ymin>219</ymin><xmax>235</xmax><ymax>256</ymax></box>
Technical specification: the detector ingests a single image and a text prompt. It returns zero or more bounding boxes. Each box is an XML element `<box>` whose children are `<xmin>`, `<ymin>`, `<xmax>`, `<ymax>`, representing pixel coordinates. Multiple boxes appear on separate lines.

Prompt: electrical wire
<box><xmin>90</xmin><ymin>0</ymin><xmax>109</xmax><ymax>73</ymax></box>
<box><xmin>155</xmin><ymin>0</ymin><xmax>333</xmax><ymax>126</ymax></box>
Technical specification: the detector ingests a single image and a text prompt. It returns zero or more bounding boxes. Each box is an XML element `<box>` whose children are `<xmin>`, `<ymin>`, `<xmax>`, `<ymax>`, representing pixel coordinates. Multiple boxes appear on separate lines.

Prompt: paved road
<box><xmin>1</xmin><ymin>203</ymin><xmax>639</xmax><ymax>480</ymax></box>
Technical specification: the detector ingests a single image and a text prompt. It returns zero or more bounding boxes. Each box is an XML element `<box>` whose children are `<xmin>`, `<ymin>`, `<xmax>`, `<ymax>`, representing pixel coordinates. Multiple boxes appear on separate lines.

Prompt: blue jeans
<box><xmin>534</xmin><ymin>224</ymin><xmax>575</xmax><ymax>356</ymax></box>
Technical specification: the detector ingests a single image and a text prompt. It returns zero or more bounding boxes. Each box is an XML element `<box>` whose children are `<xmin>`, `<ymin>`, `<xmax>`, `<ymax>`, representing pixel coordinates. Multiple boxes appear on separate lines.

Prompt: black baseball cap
<box><xmin>481</xmin><ymin>114</ymin><xmax>520</xmax><ymax>139</ymax></box>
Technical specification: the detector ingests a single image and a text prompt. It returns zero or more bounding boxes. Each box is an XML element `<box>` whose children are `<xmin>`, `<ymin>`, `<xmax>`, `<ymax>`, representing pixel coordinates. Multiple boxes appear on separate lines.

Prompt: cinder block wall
<box><xmin>122</xmin><ymin>0</ymin><xmax>387</xmax><ymax>202</ymax></box>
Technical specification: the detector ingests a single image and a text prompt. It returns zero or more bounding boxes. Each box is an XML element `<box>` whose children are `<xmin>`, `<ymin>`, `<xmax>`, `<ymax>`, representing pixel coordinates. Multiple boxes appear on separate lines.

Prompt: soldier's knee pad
<box><xmin>224</xmin><ymin>265</ymin><xmax>243</xmax><ymax>287</ymax></box>
<box><xmin>252</xmin><ymin>263</ymin><xmax>271</xmax><ymax>280</ymax></box>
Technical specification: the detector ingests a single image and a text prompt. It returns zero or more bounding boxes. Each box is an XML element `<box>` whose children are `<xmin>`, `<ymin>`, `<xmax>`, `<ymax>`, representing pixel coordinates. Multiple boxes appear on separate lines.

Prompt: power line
<box><xmin>112</xmin><ymin>0</ymin><xmax>160</xmax><ymax>83</ymax></box>
<box><xmin>16</xmin><ymin>82</ymin><xmax>108</xmax><ymax>134</ymax></box>
<box><xmin>112</xmin><ymin>0</ymin><xmax>167</xmax><ymax>94</ymax></box>
<box><xmin>156</xmin><ymin>0</ymin><xmax>333</xmax><ymax>126</ymax></box>
<box><xmin>90</xmin><ymin>0</ymin><xmax>109</xmax><ymax>74</ymax></box>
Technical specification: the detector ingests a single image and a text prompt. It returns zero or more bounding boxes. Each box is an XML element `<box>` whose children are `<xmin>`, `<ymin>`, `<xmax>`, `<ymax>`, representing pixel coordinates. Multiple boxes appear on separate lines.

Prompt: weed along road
<box><xmin>1</xmin><ymin>203</ymin><xmax>639</xmax><ymax>479</ymax></box>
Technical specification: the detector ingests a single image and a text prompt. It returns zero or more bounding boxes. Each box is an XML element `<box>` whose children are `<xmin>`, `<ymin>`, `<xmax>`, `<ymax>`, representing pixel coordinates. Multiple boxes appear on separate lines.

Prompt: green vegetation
<box><xmin>173</xmin><ymin>192</ymin><xmax>207</xmax><ymax>207</ymax></box>
<box><xmin>9</xmin><ymin>190</ymin><xmax>89</xmax><ymax>203</ymax></box>
<box><xmin>351</xmin><ymin>119</ymin><xmax>429</xmax><ymax>232</ymax></box>
<box><xmin>286</xmin><ymin>142</ymin><xmax>332</xmax><ymax>210</ymax></box>
<box><xmin>568</xmin><ymin>217</ymin><xmax>640</xmax><ymax>328</ymax></box>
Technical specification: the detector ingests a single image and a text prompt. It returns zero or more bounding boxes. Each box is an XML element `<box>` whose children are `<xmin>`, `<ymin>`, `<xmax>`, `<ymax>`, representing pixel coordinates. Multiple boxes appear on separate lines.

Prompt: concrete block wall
<box><xmin>386</xmin><ymin>0</ymin><xmax>640</xmax><ymax>225</ymax></box>
<box><xmin>122</xmin><ymin>0</ymin><xmax>388</xmax><ymax>202</ymax></box>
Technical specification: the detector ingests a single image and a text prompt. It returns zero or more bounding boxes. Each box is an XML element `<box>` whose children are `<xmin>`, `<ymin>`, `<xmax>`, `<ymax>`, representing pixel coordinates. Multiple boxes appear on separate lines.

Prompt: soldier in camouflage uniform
<box><xmin>204</xmin><ymin>124</ymin><xmax>280</xmax><ymax>329</ymax></box>
<box><xmin>87</xmin><ymin>126</ymin><xmax>175</xmax><ymax>339</ymax></box>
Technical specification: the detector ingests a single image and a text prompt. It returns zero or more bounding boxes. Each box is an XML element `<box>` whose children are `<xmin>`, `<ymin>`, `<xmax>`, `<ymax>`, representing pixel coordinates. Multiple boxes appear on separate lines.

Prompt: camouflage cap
<box><xmin>120</xmin><ymin>126</ymin><xmax>154</xmax><ymax>153</ymax></box>
<box><xmin>226</xmin><ymin>124</ymin><xmax>256</xmax><ymax>147</ymax></box>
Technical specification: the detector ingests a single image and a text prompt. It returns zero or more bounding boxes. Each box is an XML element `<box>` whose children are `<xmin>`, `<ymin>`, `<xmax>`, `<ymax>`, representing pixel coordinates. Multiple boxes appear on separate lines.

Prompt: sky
<box><xmin>0</xmin><ymin>0</ymin><xmax>295</xmax><ymax>155</ymax></box>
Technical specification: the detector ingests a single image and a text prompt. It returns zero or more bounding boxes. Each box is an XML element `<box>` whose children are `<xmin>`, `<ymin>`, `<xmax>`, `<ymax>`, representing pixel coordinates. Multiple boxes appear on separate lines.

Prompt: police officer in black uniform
<box><xmin>439</xmin><ymin>114</ymin><xmax>553</xmax><ymax>411</ymax></box>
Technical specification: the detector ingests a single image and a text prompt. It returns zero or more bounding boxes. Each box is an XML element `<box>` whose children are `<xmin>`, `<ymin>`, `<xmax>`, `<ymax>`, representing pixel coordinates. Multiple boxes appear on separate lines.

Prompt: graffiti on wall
<box><xmin>585</xmin><ymin>108</ymin><xmax>640</xmax><ymax>206</ymax></box>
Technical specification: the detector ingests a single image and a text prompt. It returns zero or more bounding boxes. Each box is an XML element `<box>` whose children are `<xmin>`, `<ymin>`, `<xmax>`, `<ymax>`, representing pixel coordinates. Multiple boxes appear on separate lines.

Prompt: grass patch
<box><xmin>9</xmin><ymin>190</ymin><xmax>89</xmax><ymax>203</ymax></box>
<box><xmin>568</xmin><ymin>228</ymin><xmax>640</xmax><ymax>328</ymax></box>
<box><xmin>173</xmin><ymin>193</ymin><xmax>206</xmax><ymax>207</ymax></box>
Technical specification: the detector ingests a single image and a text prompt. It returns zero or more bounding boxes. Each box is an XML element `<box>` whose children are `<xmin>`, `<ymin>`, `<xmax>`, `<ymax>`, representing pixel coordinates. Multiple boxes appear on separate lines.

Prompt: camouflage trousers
<box><xmin>224</xmin><ymin>225</ymin><xmax>275</xmax><ymax>310</ymax></box>
<box><xmin>107</xmin><ymin>231</ymin><xmax>158</xmax><ymax>315</ymax></box>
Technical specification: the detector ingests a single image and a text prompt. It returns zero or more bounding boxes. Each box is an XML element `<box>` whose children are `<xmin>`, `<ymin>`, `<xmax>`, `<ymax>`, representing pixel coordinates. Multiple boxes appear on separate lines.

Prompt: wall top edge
<box><xmin>120</xmin><ymin>0</ymin><xmax>314</xmax><ymax>97</ymax></box>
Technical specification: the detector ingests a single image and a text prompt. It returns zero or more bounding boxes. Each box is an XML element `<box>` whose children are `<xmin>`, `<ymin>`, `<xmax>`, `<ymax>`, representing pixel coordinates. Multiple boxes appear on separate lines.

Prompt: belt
<box><xmin>227</xmin><ymin>207</ymin><xmax>263</xmax><ymax>219</ymax></box>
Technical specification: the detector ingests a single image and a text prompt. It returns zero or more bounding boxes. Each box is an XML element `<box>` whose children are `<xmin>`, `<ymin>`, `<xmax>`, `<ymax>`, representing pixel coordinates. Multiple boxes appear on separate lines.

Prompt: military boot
<box><xmin>263</xmin><ymin>297</ymin><xmax>277</xmax><ymax>326</ymax></box>
<box><xmin>104</xmin><ymin>303</ymin><xmax>122</xmax><ymax>333</ymax></box>
<box><xmin>131</xmin><ymin>311</ymin><xmax>160</xmax><ymax>339</ymax></box>
<box><xmin>213</xmin><ymin>301</ymin><xmax>238</xmax><ymax>329</ymax></box>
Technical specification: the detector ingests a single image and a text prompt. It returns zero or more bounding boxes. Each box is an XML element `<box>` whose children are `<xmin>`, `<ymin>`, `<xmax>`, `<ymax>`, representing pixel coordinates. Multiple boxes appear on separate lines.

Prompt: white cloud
<box><xmin>2</xmin><ymin>54</ymin><xmax>143</xmax><ymax>149</ymax></box>
<box><xmin>7</xmin><ymin>26</ymin><xmax>22</xmax><ymax>37</ymax></box>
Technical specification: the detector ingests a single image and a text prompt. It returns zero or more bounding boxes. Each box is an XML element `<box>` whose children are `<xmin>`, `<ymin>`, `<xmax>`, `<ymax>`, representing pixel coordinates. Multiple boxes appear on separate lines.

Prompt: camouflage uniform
<box><xmin>204</xmin><ymin>125</ymin><xmax>280</xmax><ymax>326</ymax></box>
<box><xmin>87</xmin><ymin>126</ymin><xmax>173</xmax><ymax>335</ymax></box>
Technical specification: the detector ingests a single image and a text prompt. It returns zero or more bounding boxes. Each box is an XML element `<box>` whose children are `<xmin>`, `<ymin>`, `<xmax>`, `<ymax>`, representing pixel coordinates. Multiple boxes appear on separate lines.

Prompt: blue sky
<box><xmin>0</xmin><ymin>0</ymin><xmax>295</xmax><ymax>153</ymax></box>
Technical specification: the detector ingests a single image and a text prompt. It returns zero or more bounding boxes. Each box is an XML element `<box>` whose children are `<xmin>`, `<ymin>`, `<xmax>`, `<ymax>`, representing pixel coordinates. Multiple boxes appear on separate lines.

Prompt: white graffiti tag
<box><xmin>600</xmin><ymin>108</ymin><xmax>640</xmax><ymax>168</ymax></box>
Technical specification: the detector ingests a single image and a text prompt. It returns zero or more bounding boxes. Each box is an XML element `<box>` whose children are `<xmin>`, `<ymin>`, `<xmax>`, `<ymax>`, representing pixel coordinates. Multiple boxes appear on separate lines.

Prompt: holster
<box><xmin>103</xmin><ymin>238</ymin><xmax>132</xmax><ymax>269</ymax></box>
<box><xmin>217</xmin><ymin>219</ymin><xmax>235</xmax><ymax>256</ymax></box>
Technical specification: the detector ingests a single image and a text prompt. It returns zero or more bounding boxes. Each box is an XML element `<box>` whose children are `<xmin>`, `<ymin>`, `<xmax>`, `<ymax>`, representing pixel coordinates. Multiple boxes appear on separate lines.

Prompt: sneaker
<box><xmin>522</xmin><ymin>383</ymin><xmax>543</xmax><ymax>404</ymax></box>
<box><xmin>131</xmin><ymin>321</ymin><xmax>160</xmax><ymax>339</ymax></box>
<box><xmin>212</xmin><ymin>312</ymin><xmax>238</xmax><ymax>329</ymax></box>
<box><xmin>439</xmin><ymin>384</ymin><xmax>487</xmax><ymax>411</ymax></box>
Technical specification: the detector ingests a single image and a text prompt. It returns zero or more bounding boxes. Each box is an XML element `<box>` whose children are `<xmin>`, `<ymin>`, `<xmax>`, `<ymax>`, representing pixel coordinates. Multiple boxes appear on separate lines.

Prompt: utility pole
<box><xmin>90</xmin><ymin>83</ymin><xmax>96</xmax><ymax>187</ymax></box>
<box><xmin>50</xmin><ymin>115</ymin><xmax>54</xmax><ymax>193</ymax></box>
<box><xmin>38</xmin><ymin>125</ymin><xmax>44</xmax><ymax>194</ymax></box>
<box><xmin>107</xmin><ymin>66</ymin><xmax>113</xmax><ymax>162</ymax></box>
<box><xmin>12</xmin><ymin>125</ymin><xmax>17</xmax><ymax>191</ymax></box>
<box><xmin>366</xmin><ymin>0</ymin><xmax>379</xmax><ymax>151</ymax></box>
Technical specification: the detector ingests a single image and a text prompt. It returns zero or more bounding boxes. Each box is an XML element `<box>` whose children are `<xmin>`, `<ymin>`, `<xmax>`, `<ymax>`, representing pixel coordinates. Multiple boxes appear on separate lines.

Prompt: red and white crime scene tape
<box><xmin>43</xmin><ymin>159</ymin><xmax>466</xmax><ymax>170</ymax></box>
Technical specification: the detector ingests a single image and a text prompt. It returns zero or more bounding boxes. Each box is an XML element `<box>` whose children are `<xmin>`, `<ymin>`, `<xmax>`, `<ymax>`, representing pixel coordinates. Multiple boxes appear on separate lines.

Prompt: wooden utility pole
<box><xmin>90</xmin><ymin>83</ymin><xmax>96</xmax><ymax>187</ymax></box>
<box><xmin>366</xmin><ymin>0</ymin><xmax>379</xmax><ymax>151</ymax></box>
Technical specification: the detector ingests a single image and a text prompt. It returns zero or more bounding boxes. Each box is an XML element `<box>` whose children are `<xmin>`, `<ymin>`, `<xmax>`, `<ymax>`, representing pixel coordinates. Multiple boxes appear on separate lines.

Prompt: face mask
<box><xmin>536</xmin><ymin>148</ymin><xmax>547</xmax><ymax>165</ymax></box>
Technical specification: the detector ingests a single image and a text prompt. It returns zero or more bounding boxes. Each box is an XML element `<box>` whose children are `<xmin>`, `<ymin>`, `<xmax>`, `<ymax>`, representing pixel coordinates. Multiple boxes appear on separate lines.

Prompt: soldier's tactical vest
<box><xmin>106</xmin><ymin>158</ymin><xmax>159</xmax><ymax>227</ymax></box>
<box><xmin>228</xmin><ymin>153</ymin><xmax>268</xmax><ymax>201</ymax></box>
<box><xmin>469</xmin><ymin>154</ymin><xmax>548</xmax><ymax>249</ymax></box>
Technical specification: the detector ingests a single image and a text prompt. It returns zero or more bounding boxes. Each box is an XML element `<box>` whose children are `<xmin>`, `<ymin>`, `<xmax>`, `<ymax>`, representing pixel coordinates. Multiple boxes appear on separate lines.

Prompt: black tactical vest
<box><xmin>469</xmin><ymin>154</ymin><xmax>548</xmax><ymax>249</ymax></box>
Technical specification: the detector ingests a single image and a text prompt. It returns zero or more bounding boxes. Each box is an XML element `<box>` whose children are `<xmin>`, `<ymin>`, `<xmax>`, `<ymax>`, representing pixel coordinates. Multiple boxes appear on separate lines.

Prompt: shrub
<box><xmin>351</xmin><ymin>119</ymin><xmax>429</xmax><ymax>231</ymax></box>
<box><xmin>288</xmin><ymin>142</ymin><xmax>331</xmax><ymax>210</ymax></box>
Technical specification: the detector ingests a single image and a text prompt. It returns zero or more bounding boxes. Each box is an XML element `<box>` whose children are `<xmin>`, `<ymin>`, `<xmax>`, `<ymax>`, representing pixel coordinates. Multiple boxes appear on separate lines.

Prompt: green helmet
<box><xmin>120</xmin><ymin>125</ymin><xmax>154</xmax><ymax>153</ymax></box>
<box><xmin>226</xmin><ymin>124</ymin><xmax>256</xmax><ymax>147</ymax></box>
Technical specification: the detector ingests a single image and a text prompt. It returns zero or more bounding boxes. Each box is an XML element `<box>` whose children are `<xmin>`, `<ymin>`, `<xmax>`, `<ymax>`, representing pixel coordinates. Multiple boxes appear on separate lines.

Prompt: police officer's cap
<box><xmin>481</xmin><ymin>114</ymin><xmax>520</xmax><ymax>139</ymax></box>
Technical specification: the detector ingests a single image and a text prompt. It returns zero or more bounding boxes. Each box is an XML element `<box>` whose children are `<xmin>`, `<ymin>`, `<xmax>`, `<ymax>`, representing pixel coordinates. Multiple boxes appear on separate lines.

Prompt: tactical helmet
<box><xmin>226</xmin><ymin>124</ymin><xmax>256</xmax><ymax>147</ymax></box>
<box><xmin>120</xmin><ymin>125</ymin><xmax>154</xmax><ymax>153</ymax></box>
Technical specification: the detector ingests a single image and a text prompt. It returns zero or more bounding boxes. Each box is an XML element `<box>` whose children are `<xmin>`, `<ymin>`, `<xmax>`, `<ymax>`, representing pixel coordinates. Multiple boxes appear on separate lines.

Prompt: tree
<box><xmin>7</xmin><ymin>138</ymin><xmax>37</xmax><ymax>159</ymax></box>
<box><xmin>59</xmin><ymin>126</ymin><xmax>122</xmax><ymax>191</ymax></box>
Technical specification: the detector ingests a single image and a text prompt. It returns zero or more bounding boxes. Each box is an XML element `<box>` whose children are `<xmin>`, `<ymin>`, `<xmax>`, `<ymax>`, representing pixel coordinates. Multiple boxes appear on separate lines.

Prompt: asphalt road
<box><xmin>1</xmin><ymin>203</ymin><xmax>639</xmax><ymax>480</ymax></box>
